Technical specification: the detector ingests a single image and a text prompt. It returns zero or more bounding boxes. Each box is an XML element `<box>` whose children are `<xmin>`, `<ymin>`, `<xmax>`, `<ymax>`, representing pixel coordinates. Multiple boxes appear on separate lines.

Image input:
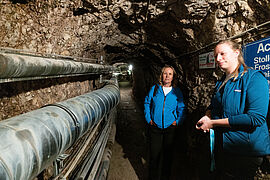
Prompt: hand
<box><xmin>172</xmin><ymin>121</ymin><xmax>177</xmax><ymax>126</ymax></box>
<box><xmin>196</xmin><ymin>115</ymin><xmax>213</xmax><ymax>133</ymax></box>
<box><xmin>149</xmin><ymin>120</ymin><xmax>154</xmax><ymax>126</ymax></box>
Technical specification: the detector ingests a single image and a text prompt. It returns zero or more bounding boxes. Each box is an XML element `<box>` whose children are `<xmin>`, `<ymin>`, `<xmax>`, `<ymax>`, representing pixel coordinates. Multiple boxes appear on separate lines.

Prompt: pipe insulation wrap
<box><xmin>0</xmin><ymin>79</ymin><xmax>120</xmax><ymax>180</ymax></box>
<box><xmin>0</xmin><ymin>52</ymin><xmax>114</xmax><ymax>78</ymax></box>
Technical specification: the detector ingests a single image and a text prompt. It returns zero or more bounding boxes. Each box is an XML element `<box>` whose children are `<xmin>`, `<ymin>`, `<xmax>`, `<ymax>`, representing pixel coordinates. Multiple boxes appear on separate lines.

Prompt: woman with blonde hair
<box><xmin>144</xmin><ymin>65</ymin><xmax>185</xmax><ymax>180</ymax></box>
<box><xmin>196</xmin><ymin>40</ymin><xmax>270</xmax><ymax>179</ymax></box>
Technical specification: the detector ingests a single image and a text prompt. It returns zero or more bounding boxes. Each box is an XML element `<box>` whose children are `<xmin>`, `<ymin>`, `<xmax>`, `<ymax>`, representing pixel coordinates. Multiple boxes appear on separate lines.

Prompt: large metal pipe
<box><xmin>0</xmin><ymin>52</ymin><xmax>114</xmax><ymax>82</ymax></box>
<box><xmin>0</xmin><ymin>78</ymin><xmax>120</xmax><ymax>180</ymax></box>
<box><xmin>94</xmin><ymin>123</ymin><xmax>116</xmax><ymax>180</ymax></box>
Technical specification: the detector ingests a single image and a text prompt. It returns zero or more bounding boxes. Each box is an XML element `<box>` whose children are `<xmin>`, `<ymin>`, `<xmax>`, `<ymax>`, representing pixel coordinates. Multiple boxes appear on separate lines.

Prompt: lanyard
<box><xmin>209</xmin><ymin>74</ymin><xmax>232</xmax><ymax>171</ymax></box>
<box><xmin>210</xmin><ymin>129</ymin><xmax>215</xmax><ymax>171</ymax></box>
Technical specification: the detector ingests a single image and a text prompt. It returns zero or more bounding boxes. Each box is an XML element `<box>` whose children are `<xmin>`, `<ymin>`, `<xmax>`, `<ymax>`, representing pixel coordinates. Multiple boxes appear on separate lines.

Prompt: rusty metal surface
<box><xmin>0</xmin><ymin>78</ymin><xmax>120</xmax><ymax>180</ymax></box>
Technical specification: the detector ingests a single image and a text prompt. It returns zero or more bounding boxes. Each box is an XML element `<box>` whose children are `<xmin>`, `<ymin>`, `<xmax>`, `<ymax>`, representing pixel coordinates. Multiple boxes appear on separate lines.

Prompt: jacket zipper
<box><xmin>162</xmin><ymin>96</ymin><xmax>166</xmax><ymax>129</ymax></box>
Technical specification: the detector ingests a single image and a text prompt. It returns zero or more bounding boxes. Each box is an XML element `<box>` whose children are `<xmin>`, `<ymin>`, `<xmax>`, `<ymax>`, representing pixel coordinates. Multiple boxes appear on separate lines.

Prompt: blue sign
<box><xmin>243</xmin><ymin>36</ymin><xmax>270</xmax><ymax>86</ymax></box>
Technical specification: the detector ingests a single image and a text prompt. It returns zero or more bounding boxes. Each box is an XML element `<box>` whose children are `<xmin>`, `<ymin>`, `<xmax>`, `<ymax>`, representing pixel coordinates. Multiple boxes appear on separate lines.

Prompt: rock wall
<box><xmin>0</xmin><ymin>0</ymin><xmax>136</xmax><ymax>59</ymax></box>
<box><xmin>0</xmin><ymin>76</ymin><xmax>104</xmax><ymax>120</ymax></box>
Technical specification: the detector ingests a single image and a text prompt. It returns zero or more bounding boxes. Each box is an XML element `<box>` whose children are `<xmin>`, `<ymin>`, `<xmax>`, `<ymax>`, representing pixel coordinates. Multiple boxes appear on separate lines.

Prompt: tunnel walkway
<box><xmin>107</xmin><ymin>80</ymin><xmax>148</xmax><ymax>180</ymax></box>
<box><xmin>108</xmin><ymin>80</ymin><xmax>191</xmax><ymax>180</ymax></box>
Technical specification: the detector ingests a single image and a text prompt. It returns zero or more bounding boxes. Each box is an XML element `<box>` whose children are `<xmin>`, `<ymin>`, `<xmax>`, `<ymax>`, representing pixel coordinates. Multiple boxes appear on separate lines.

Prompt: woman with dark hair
<box><xmin>144</xmin><ymin>65</ymin><xmax>185</xmax><ymax>180</ymax></box>
<box><xmin>196</xmin><ymin>40</ymin><xmax>270</xmax><ymax>179</ymax></box>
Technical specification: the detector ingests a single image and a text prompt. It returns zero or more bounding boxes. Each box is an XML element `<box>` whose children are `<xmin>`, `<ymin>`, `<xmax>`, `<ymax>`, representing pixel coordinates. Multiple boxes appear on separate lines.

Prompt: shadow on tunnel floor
<box><xmin>115</xmin><ymin>80</ymin><xmax>148</xmax><ymax>179</ymax></box>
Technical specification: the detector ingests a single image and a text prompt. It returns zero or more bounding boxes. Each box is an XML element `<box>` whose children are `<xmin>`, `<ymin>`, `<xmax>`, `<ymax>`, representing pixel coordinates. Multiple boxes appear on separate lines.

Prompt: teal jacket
<box><xmin>210</xmin><ymin>65</ymin><xmax>270</xmax><ymax>156</ymax></box>
<box><xmin>144</xmin><ymin>84</ymin><xmax>185</xmax><ymax>129</ymax></box>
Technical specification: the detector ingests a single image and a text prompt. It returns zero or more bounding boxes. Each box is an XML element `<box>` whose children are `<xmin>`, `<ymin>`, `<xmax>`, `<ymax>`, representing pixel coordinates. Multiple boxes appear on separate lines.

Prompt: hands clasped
<box><xmin>196</xmin><ymin>115</ymin><xmax>213</xmax><ymax>133</ymax></box>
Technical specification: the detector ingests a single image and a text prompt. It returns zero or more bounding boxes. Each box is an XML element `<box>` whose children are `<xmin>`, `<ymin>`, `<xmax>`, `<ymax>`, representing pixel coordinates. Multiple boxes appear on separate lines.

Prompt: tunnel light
<box><xmin>128</xmin><ymin>64</ymin><xmax>133</xmax><ymax>71</ymax></box>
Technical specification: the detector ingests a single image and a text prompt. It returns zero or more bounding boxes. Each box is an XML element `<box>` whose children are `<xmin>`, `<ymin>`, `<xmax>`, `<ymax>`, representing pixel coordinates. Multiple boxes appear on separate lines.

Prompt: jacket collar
<box><xmin>221</xmin><ymin>64</ymin><xmax>245</xmax><ymax>82</ymax></box>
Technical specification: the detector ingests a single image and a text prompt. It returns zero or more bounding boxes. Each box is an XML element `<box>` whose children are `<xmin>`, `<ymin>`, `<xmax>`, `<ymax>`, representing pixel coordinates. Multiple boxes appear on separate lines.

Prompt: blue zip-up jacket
<box><xmin>210</xmin><ymin>65</ymin><xmax>270</xmax><ymax>156</ymax></box>
<box><xmin>144</xmin><ymin>84</ymin><xmax>185</xmax><ymax>129</ymax></box>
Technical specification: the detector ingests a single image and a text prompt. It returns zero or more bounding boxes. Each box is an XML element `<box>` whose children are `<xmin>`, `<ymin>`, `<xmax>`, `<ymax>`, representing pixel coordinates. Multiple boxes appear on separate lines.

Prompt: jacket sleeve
<box><xmin>144</xmin><ymin>85</ymin><xmax>155</xmax><ymax>124</ymax></box>
<box><xmin>175</xmin><ymin>88</ymin><xmax>185</xmax><ymax>125</ymax></box>
<box><xmin>228</xmin><ymin>72</ymin><xmax>269</xmax><ymax>128</ymax></box>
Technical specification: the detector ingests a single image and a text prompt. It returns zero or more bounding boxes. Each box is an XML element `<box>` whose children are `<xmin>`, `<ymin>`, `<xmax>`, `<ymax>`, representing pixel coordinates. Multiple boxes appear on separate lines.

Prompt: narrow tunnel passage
<box><xmin>1</xmin><ymin>1</ymin><xmax>270</xmax><ymax>180</ymax></box>
<box><xmin>108</xmin><ymin>80</ymin><xmax>148</xmax><ymax>180</ymax></box>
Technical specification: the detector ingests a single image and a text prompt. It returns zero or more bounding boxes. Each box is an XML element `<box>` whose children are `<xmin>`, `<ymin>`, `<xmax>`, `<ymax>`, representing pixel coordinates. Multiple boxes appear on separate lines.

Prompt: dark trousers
<box><xmin>214</xmin><ymin>152</ymin><xmax>263</xmax><ymax>180</ymax></box>
<box><xmin>148</xmin><ymin>125</ymin><xmax>176</xmax><ymax>180</ymax></box>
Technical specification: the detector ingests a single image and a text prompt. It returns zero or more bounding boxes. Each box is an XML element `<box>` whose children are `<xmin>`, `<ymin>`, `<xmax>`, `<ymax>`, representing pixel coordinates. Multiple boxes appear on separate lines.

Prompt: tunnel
<box><xmin>1</xmin><ymin>0</ymin><xmax>270</xmax><ymax>180</ymax></box>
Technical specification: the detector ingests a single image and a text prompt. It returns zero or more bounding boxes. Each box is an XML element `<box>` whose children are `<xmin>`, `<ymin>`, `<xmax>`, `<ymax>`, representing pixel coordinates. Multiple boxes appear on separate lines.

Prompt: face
<box><xmin>162</xmin><ymin>67</ymin><xmax>174</xmax><ymax>86</ymax></box>
<box><xmin>214</xmin><ymin>43</ymin><xmax>240</xmax><ymax>74</ymax></box>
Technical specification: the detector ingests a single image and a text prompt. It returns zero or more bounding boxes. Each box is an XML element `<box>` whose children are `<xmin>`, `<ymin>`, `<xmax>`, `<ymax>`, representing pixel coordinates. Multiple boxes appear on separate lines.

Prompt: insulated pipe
<box><xmin>0</xmin><ymin>78</ymin><xmax>120</xmax><ymax>180</ymax></box>
<box><xmin>94</xmin><ymin>123</ymin><xmax>116</xmax><ymax>180</ymax></box>
<box><xmin>0</xmin><ymin>52</ymin><xmax>114</xmax><ymax>80</ymax></box>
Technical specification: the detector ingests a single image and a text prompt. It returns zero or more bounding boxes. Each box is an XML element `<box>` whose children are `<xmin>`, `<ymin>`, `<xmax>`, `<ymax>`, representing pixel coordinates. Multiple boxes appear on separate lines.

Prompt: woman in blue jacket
<box><xmin>196</xmin><ymin>40</ymin><xmax>270</xmax><ymax>179</ymax></box>
<box><xmin>144</xmin><ymin>65</ymin><xmax>185</xmax><ymax>180</ymax></box>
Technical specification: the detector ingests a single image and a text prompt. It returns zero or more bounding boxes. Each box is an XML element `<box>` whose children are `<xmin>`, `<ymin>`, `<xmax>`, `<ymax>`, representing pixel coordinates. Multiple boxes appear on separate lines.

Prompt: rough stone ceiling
<box><xmin>102</xmin><ymin>0</ymin><xmax>270</xmax><ymax>65</ymax></box>
<box><xmin>1</xmin><ymin>0</ymin><xmax>270</xmax><ymax>66</ymax></box>
<box><xmin>103</xmin><ymin>0</ymin><xmax>190</xmax><ymax>65</ymax></box>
